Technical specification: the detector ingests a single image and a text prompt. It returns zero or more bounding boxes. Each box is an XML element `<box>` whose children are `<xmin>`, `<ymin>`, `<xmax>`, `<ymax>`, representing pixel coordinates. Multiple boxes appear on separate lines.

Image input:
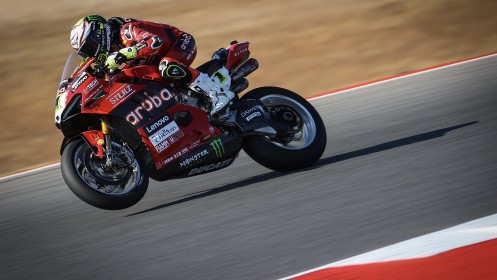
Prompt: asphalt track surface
<box><xmin>1</xmin><ymin>55</ymin><xmax>497</xmax><ymax>280</ymax></box>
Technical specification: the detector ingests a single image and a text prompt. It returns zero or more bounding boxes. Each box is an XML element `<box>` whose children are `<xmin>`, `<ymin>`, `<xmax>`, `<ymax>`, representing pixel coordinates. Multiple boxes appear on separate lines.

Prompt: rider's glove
<box><xmin>105</xmin><ymin>46</ymin><xmax>138</xmax><ymax>71</ymax></box>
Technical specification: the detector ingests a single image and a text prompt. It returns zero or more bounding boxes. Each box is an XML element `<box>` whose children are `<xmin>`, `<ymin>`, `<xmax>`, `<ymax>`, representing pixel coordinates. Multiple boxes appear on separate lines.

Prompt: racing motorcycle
<box><xmin>55</xmin><ymin>41</ymin><xmax>327</xmax><ymax>210</ymax></box>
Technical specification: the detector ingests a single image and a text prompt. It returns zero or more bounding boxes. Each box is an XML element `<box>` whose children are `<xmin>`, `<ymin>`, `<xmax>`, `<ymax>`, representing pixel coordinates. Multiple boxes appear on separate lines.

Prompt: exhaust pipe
<box><xmin>231</xmin><ymin>78</ymin><xmax>249</xmax><ymax>94</ymax></box>
<box><xmin>231</xmin><ymin>58</ymin><xmax>259</xmax><ymax>82</ymax></box>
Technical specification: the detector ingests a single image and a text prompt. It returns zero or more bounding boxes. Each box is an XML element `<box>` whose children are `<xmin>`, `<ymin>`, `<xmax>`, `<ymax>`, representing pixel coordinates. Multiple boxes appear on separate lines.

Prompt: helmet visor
<box><xmin>77</xmin><ymin>24</ymin><xmax>101</xmax><ymax>58</ymax></box>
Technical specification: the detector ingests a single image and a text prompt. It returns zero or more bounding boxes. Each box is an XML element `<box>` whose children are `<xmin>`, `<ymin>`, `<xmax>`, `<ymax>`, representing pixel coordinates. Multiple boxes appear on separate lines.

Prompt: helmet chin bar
<box><xmin>72</xmin><ymin>16</ymin><xmax>112</xmax><ymax>62</ymax></box>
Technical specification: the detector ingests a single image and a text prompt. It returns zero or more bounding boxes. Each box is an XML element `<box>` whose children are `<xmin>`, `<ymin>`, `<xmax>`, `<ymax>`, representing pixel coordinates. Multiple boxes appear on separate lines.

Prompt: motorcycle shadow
<box><xmin>126</xmin><ymin>170</ymin><xmax>287</xmax><ymax>217</ymax></box>
<box><xmin>126</xmin><ymin>121</ymin><xmax>477</xmax><ymax>217</ymax></box>
<box><xmin>313</xmin><ymin>121</ymin><xmax>478</xmax><ymax>169</ymax></box>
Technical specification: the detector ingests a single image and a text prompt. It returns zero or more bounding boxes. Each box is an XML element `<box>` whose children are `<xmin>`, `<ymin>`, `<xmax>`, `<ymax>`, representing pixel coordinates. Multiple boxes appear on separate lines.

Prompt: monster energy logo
<box><xmin>96</xmin><ymin>53</ymin><xmax>108</xmax><ymax>64</ymax></box>
<box><xmin>210</xmin><ymin>139</ymin><xmax>225</xmax><ymax>158</ymax></box>
<box><xmin>86</xmin><ymin>15</ymin><xmax>105</xmax><ymax>22</ymax></box>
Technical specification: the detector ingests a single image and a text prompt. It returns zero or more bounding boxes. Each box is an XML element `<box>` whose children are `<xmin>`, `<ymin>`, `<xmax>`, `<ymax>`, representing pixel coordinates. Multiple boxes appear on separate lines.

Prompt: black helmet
<box><xmin>70</xmin><ymin>15</ymin><xmax>111</xmax><ymax>63</ymax></box>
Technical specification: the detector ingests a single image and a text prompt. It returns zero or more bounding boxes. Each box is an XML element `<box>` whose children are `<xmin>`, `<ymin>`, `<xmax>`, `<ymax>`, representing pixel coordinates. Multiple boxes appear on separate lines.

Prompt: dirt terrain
<box><xmin>0</xmin><ymin>0</ymin><xmax>496</xmax><ymax>176</ymax></box>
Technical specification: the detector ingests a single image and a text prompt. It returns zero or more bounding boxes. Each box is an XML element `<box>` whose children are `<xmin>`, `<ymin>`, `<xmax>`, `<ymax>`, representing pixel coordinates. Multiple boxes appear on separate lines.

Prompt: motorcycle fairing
<box><xmin>225</xmin><ymin>41</ymin><xmax>250</xmax><ymax>71</ymax></box>
<box><xmin>56</xmin><ymin>50</ymin><xmax>250</xmax><ymax>182</ymax></box>
<box><xmin>136</xmin><ymin>103</ymin><xmax>221</xmax><ymax>169</ymax></box>
<box><xmin>235</xmin><ymin>99</ymin><xmax>274</xmax><ymax>135</ymax></box>
<box><xmin>80</xmin><ymin>130</ymin><xmax>105</xmax><ymax>157</ymax></box>
<box><xmin>147</xmin><ymin>133</ymin><xmax>242</xmax><ymax>181</ymax></box>
<box><xmin>82</xmin><ymin>74</ymin><xmax>234</xmax><ymax>177</ymax></box>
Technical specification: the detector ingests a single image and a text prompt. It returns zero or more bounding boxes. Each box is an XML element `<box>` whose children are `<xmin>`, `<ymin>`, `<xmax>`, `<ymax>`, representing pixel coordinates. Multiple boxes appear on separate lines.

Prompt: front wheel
<box><xmin>61</xmin><ymin>138</ymin><xmax>149</xmax><ymax>210</ymax></box>
<box><xmin>242</xmin><ymin>86</ymin><xmax>327</xmax><ymax>172</ymax></box>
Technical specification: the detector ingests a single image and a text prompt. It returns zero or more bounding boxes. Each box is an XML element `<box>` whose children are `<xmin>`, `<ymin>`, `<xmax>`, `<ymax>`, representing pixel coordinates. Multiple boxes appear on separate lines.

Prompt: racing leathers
<box><xmin>105</xmin><ymin>17</ymin><xmax>234</xmax><ymax>115</ymax></box>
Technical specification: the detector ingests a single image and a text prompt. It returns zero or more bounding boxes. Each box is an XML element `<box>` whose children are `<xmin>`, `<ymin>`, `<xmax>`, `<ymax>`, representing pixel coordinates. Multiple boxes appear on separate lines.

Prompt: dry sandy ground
<box><xmin>1</xmin><ymin>0</ymin><xmax>496</xmax><ymax>176</ymax></box>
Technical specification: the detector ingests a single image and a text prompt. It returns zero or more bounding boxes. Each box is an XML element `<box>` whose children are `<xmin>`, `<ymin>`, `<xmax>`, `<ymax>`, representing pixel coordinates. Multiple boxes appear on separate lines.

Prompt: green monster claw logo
<box><xmin>210</xmin><ymin>139</ymin><xmax>225</xmax><ymax>158</ymax></box>
<box><xmin>96</xmin><ymin>53</ymin><xmax>108</xmax><ymax>64</ymax></box>
<box><xmin>86</xmin><ymin>15</ymin><xmax>105</xmax><ymax>22</ymax></box>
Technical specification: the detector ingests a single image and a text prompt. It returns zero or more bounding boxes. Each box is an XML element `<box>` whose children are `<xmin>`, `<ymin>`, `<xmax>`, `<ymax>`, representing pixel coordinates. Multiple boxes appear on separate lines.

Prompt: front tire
<box><xmin>242</xmin><ymin>86</ymin><xmax>327</xmax><ymax>172</ymax></box>
<box><xmin>61</xmin><ymin>138</ymin><xmax>149</xmax><ymax>210</ymax></box>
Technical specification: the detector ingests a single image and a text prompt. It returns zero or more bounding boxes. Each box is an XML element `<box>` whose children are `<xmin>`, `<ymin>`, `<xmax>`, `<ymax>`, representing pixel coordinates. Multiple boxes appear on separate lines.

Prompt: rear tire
<box><xmin>241</xmin><ymin>87</ymin><xmax>327</xmax><ymax>172</ymax></box>
<box><xmin>61</xmin><ymin>138</ymin><xmax>149</xmax><ymax>210</ymax></box>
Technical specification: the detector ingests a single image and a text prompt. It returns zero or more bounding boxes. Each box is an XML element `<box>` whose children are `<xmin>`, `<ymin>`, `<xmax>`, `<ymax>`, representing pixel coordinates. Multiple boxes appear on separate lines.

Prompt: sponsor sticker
<box><xmin>245</xmin><ymin>111</ymin><xmax>262</xmax><ymax>122</ymax></box>
<box><xmin>234</xmin><ymin>47</ymin><xmax>248</xmax><ymax>57</ymax></box>
<box><xmin>71</xmin><ymin>73</ymin><xmax>88</xmax><ymax>91</ymax></box>
<box><xmin>168</xmin><ymin>130</ymin><xmax>184</xmax><ymax>145</ymax></box>
<box><xmin>240</xmin><ymin>106</ymin><xmax>258</xmax><ymax>118</ymax></box>
<box><xmin>187</xmin><ymin>158</ymin><xmax>234</xmax><ymax>176</ymax></box>
<box><xmin>180</xmin><ymin>149</ymin><xmax>209</xmax><ymax>167</ymax></box>
<box><xmin>210</xmin><ymin>139</ymin><xmax>225</xmax><ymax>158</ymax></box>
<box><xmin>107</xmin><ymin>84</ymin><xmax>136</xmax><ymax>107</ymax></box>
<box><xmin>145</xmin><ymin>114</ymin><xmax>171</xmax><ymax>135</ymax></box>
<box><xmin>155</xmin><ymin>140</ymin><xmax>170</xmax><ymax>153</ymax></box>
<box><xmin>83</xmin><ymin>79</ymin><xmax>99</xmax><ymax>94</ymax></box>
<box><xmin>149</xmin><ymin>121</ymin><xmax>181</xmax><ymax>152</ymax></box>
<box><xmin>126</xmin><ymin>88</ymin><xmax>175</xmax><ymax>125</ymax></box>
<box><xmin>156</xmin><ymin>156</ymin><xmax>175</xmax><ymax>169</ymax></box>
<box><xmin>188</xmin><ymin>139</ymin><xmax>201</xmax><ymax>150</ymax></box>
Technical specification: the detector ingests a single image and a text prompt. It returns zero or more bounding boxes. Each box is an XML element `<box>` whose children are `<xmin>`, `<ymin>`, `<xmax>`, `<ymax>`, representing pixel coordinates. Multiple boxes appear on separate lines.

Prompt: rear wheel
<box><xmin>241</xmin><ymin>87</ymin><xmax>327</xmax><ymax>172</ymax></box>
<box><xmin>61</xmin><ymin>138</ymin><xmax>148</xmax><ymax>210</ymax></box>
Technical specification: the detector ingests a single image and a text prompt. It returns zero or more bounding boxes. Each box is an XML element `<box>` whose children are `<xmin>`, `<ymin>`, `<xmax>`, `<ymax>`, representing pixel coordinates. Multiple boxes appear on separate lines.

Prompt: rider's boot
<box><xmin>189</xmin><ymin>67</ymin><xmax>235</xmax><ymax>116</ymax></box>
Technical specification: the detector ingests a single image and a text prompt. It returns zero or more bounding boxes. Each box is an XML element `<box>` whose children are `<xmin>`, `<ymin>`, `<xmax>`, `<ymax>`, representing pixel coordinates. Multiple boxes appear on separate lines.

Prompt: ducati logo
<box><xmin>187</xmin><ymin>158</ymin><xmax>234</xmax><ymax>176</ymax></box>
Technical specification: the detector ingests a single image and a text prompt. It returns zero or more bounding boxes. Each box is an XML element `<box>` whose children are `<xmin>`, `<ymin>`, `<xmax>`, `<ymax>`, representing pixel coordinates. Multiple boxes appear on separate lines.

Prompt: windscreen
<box><xmin>60</xmin><ymin>51</ymin><xmax>83</xmax><ymax>82</ymax></box>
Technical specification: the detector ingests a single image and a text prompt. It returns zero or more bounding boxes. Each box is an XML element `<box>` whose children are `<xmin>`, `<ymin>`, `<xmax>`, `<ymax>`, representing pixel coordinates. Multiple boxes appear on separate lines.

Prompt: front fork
<box><xmin>101</xmin><ymin>119</ymin><xmax>113</xmax><ymax>161</ymax></box>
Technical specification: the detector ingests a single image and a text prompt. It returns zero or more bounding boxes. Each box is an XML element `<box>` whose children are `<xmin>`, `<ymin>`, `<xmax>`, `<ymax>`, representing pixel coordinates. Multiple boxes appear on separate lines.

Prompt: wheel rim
<box><xmin>259</xmin><ymin>94</ymin><xmax>317</xmax><ymax>150</ymax></box>
<box><xmin>72</xmin><ymin>141</ymin><xmax>142</xmax><ymax>195</ymax></box>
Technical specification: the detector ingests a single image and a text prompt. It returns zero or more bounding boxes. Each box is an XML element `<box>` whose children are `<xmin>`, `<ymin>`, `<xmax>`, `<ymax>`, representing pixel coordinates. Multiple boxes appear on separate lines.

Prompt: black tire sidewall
<box><xmin>61</xmin><ymin>138</ymin><xmax>149</xmax><ymax>210</ymax></box>
<box><xmin>241</xmin><ymin>87</ymin><xmax>327</xmax><ymax>172</ymax></box>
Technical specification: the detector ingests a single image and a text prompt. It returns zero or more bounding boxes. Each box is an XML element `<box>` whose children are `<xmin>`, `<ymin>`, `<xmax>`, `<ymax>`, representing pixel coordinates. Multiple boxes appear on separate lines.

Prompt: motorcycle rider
<box><xmin>69</xmin><ymin>14</ymin><xmax>235</xmax><ymax>115</ymax></box>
